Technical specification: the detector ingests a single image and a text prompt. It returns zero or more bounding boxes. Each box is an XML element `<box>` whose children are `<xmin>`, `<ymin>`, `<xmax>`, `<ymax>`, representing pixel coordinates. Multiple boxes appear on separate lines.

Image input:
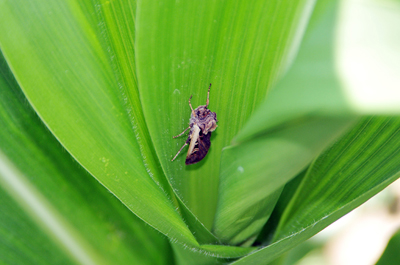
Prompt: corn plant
<box><xmin>1</xmin><ymin>0</ymin><xmax>399</xmax><ymax>264</ymax></box>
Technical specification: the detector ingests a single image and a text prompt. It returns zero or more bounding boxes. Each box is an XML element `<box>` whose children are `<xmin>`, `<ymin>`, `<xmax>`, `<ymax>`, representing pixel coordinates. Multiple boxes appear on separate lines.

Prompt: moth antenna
<box><xmin>206</xmin><ymin>83</ymin><xmax>212</xmax><ymax>108</ymax></box>
<box><xmin>189</xmin><ymin>95</ymin><xmax>195</xmax><ymax>116</ymax></box>
<box><xmin>171</xmin><ymin>142</ymin><xmax>188</xmax><ymax>161</ymax></box>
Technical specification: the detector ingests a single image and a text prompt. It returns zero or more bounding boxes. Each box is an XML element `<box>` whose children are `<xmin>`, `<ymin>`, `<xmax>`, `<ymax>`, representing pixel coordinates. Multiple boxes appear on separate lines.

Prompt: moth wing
<box><xmin>185</xmin><ymin>131</ymin><xmax>212</xmax><ymax>165</ymax></box>
<box><xmin>186</xmin><ymin>124</ymin><xmax>200</xmax><ymax>158</ymax></box>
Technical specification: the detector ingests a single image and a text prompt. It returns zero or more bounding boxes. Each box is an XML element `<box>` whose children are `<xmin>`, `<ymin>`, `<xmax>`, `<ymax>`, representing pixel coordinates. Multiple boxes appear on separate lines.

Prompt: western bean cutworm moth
<box><xmin>171</xmin><ymin>83</ymin><xmax>218</xmax><ymax>165</ymax></box>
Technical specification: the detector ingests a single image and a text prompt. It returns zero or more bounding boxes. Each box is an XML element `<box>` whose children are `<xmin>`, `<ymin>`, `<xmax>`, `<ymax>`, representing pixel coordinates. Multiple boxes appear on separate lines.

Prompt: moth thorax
<box><xmin>195</xmin><ymin>106</ymin><xmax>210</xmax><ymax>119</ymax></box>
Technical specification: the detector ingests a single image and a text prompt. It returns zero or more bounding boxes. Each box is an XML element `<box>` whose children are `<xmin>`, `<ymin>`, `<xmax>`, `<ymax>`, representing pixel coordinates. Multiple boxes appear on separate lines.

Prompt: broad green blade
<box><xmin>0</xmin><ymin>53</ymin><xmax>172</xmax><ymax>264</ymax></box>
<box><xmin>376</xmin><ymin>229</ymin><xmax>400</xmax><ymax>265</ymax></box>
<box><xmin>254</xmin><ymin>170</ymin><xmax>308</xmax><ymax>244</ymax></box>
<box><xmin>214</xmin><ymin>117</ymin><xmax>354</xmax><ymax>245</ymax></box>
<box><xmin>213</xmin><ymin>0</ymin><xmax>353</xmax><ymax>244</ymax></box>
<box><xmin>232</xmin><ymin>117</ymin><xmax>400</xmax><ymax>264</ymax></box>
<box><xmin>87</xmin><ymin>0</ymin><xmax>218</xmax><ymax>245</ymax></box>
<box><xmin>0</xmin><ymin>0</ymin><xmax>254</xmax><ymax>257</ymax></box>
<box><xmin>274</xmin><ymin>117</ymin><xmax>400</xmax><ymax>240</ymax></box>
<box><xmin>136</xmin><ymin>0</ymin><xmax>316</xmax><ymax>230</ymax></box>
<box><xmin>0</xmin><ymin>0</ymin><xmax>198</xmax><ymax>247</ymax></box>
<box><xmin>263</xmin><ymin>238</ymin><xmax>323</xmax><ymax>265</ymax></box>
<box><xmin>93</xmin><ymin>1</ymin><xmax>219</xmax><ymax>243</ymax></box>
<box><xmin>0</xmin><ymin>186</ymin><xmax>74</xmax><ymax>265</ymax></box>
<box><xmin>214</xmin><ymin>0</ymin><xmax>400</xmax><ymax>245</ymax></box>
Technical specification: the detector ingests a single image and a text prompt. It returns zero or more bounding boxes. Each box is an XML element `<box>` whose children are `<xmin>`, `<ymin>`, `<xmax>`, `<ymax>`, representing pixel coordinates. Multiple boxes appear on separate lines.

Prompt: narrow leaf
<box><xmin>232</xmin><ymin>117</ymin><xmax>400</xmax><ymax>264</ymax></box>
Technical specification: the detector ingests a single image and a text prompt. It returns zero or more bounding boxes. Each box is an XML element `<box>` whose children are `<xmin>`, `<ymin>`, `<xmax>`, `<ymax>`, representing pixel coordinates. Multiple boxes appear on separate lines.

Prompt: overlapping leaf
<box><xmin>0</xmin><ymin>0</ymin><xmax>255</xmax><ymax>257</ymax></box>
<box><xmin>0</xmin><ymin>52</ymin><xmax>172</xmax><ymax>265</ymax></box>
<box><xmin>136</xmin><ymin>0</ymin><xmax>315</xmax><ymax>231</ymax></box>
<box><xmin>1</xmin><ymin>0</ymin><xmax>400</xmax><ymax>263</ymax></box>
<box><xmin>0</xmin><ymin>0</ymin><xmax>201</xmax><ymax>248</ymax></box>
<box><xmin>232</xmin><ymin>117</ymin><xmax>400</xmax><ymax>264</ymax></box>
<box><xmin>213</xmin><ymin>0</ymin><xmax>354</xmax><ymax>244</ymax></box>
<box><xmin>214</xmin><ymin>0</ymin><xmax>400</xmax><ymax>246</ymax></box>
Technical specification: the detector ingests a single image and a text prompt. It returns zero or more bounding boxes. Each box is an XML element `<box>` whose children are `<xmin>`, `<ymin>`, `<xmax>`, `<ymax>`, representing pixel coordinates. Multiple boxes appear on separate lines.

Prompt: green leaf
<box><xmin>215</xmin><ymin>117</ymin><xmax>354</xmax><ymax>245</ymax></box>
<box><xmin>171</xmin><ymin>243</ymin><xmax>229</xmax><ymax>265</ymax></box>
<box><xmin>0</xmin><ymin>52</ymin><xmax>172</xmax><ymax>264</ymax></box>
<box><xmin>274</xmin><ymin>117</ymin><xmax>400</xmax><ymax>240</ymax></box>
<box><xmin>213</xmin><ymin>0</ymin><xmax>400</xmax><ymax>245</ymax></box>
<box><xmin>255</xmin><ymin>169</ymin><xmax>309</xmax><ymax>244</ymax></box>
<box><xmin>93</xmin><ymin>0</ymin><xmax>219</xmax><ymax>245</ymax></box>
<box><xmin>0</xmin><ymin>0</ymin><xmax>199</xmax><ymax>247</ymax></box>
<box><xmin>232</xmin><ymin>117</ymin><xmax>400</xmax><ymax>264</ymax></box>
<box><xmin>0</xmin><ymin>186</ymin><xmax>74</xmax><ymax>265</ymax></box>
<box><xmin>212</xmin><ymin>0</ymin><xmax>354</xmax><ymax>244</ymax></box>
<box><xmin>376</xmin><ymin>228</ymin><xmax>400</xmax><ymax>265</ymax></box>
<box><xmin>2</xmin><ymin>0</ymin><xmax>400</xmax><ymax>263</ymax></box>
<box><xmin>136</xmin><ymin>0</ymin><xmax>315</xmax><ymax>232</ymax></box>
<box><xmin>0</xmin><ymin>0</ymin><xmax>255</xmax><ymax>257</ymax></box>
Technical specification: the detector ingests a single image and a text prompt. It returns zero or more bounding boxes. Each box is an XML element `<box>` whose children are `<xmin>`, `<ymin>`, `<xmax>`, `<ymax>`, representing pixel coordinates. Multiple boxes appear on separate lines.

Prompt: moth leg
<box><xmin>206</xmin><ymin>83</ymin><xmax>212</xmax><ymax>108</ymax></box>
<box><xmin>171</xmin><ymin>142</ymin><xmax>188</xmax><ymax>161</ymax></box>
<box><xmin>188</xmin><ymin>95</ymin><xmax>196</xmax><ymax>116</ymax></box>
<box><xmin>173</xmin><ymin>127</ymin><xmax>190</xmax><ymax>138</ymax></box>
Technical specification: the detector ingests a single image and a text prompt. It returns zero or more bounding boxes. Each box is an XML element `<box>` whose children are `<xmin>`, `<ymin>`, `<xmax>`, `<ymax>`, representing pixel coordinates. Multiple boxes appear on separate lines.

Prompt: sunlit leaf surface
<box><xmin>1</xmin><ymin>0</ymin><xmax>400</xmax><ymax>263</ymax></box>
<box><xmin>0</xmin><ymin>52</ymin><xmax>172</xmax><ymax>265</ymax></box>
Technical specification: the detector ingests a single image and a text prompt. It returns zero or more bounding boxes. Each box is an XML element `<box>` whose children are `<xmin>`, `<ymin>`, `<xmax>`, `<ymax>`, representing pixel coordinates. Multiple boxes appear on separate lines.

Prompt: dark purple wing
<box><xmin>185</xmin><ymin>132</ymin><xmax>211</xmax><ymax>165</ymax></box>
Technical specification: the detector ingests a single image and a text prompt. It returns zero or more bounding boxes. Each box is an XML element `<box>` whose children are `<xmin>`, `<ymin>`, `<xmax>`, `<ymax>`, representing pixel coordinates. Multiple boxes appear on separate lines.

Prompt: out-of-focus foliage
<box><xmin>376</xmin><ymin>229</ymin><xmax>400</xmax><ymax>265</ymax></box>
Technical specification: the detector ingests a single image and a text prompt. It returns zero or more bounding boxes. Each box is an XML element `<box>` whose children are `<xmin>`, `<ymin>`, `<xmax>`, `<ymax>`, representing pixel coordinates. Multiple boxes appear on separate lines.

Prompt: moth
<box><xmin>171</xmin><ymin>83</ymin><xmax>218</xmax><ymax>165</ymax></box>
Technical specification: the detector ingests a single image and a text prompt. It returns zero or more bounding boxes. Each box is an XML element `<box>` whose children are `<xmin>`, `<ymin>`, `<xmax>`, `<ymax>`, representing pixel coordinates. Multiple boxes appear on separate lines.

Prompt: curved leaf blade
<box><xmin>274</xmin><ymin>117</ymin><xmax>400</xmax><ymax>241</ymax></box>
<box><xmin>232</xmin><ymin>117</ymin><xmax>400</xmax><ymax>264</ymax></box>
<box><xmin>215</xmin><ymin>117</ymin><xmax>354</xmax><ymax>245</ymax></box>
<box><xmin>0</xmin><ymin>52</ymin><xmax>172</xmax><ymax>265</ymax></box>
<box><xmin>214</xmin><ymin>0</ymin><xmax>400</xmax><ymax>245</ymax></box>
<box><xmin>86</xmin><ymin>0</ymin><xmax>218</xmax><ymax>244</ymax></box>
<box><xmin>213</xmin><ymin>0</ymin><xmax>354</xmax><ymax>244</ymax></box>
<box><xmin>136</xmin><ymin>0</ymin><xmax>315</xmax><ymax>231</ymax></box>
<box><xmin>0</xmin><ymin>0</ymin><xmax>197</xmax><ymax>247</ymax></box>
<box><xmin>376</xmin><ymin>228</ymin><xmax>400</xmax><ymax>265</ymax></box>
<box><xmin>0</xmin><ymin>185</ymin><xmax>75</xmax><ymax>265</ymax></box>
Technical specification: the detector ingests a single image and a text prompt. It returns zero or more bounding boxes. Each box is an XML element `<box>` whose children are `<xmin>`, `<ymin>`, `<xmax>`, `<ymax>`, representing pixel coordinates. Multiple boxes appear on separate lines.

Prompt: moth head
<box><xmin>195</xmin><ymin>105</ymin><xmax>211</xmax><ymax>119</ymax></box>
